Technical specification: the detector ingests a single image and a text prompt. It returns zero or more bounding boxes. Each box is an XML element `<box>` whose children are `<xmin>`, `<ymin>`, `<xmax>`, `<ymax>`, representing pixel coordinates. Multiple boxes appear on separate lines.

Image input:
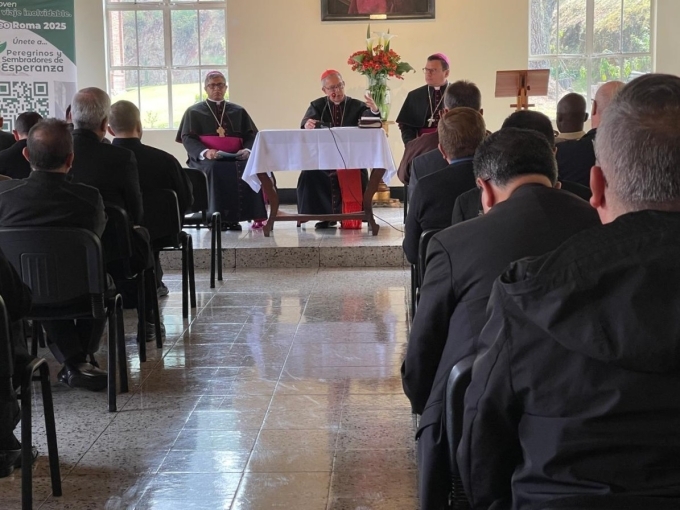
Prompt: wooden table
<box><xmin>242</xmin><ymin>127</ymin><xmax>397</xmax><ymax>237</ymax></box>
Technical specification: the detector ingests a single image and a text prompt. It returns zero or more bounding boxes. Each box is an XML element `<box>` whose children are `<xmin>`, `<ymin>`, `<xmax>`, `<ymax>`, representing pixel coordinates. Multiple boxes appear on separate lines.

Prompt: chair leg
<box><xmin>146</xmin><ymin>268</ymin><xmax>163</xmax><ymax>349</ymax></box>
<box><xmin>187</xmin><ymin>235</ymin><xmax>197</xmax><ymax>309</ymax></box>
<box><xmin>38</xmin><ymin>363</ymin><xmax>62</xmax><ymax>497</ymax></box>
<box><xmin>181</xmin><ymin>238</ymin><xmax>188</xmax><ymax>318</ymax></box>
<box><xmin>136</xmin><ymin>272</ymin><xmax>147</xmax><ymax>363</ymax></box>
<box><xmin>216</xmin><ymin>213</ymin><xmax>223</xmax><ymax>281</ymax></box>
<box><xmin>107</xmin><ymin>304</ymin><xmax>117</xmax><ymax>413</ymax></box>
<box><xmin>116</xmin><ymin>297</ymin><xmax>128</xmax><ymax>393</ymax></box>
<box><xmin>20</xmin><ymin>366</ymin><xmax>33</xmax><ymax>510</ymax></box>
<box><xmin>30</xmin><ymin>321</ymin><xmax>40</xmax><ymax>357</ymax></box>
<box><xmin>210</xmin><ymin>218</ymin><xmax>216</xmax><ymax>289</ymax></box>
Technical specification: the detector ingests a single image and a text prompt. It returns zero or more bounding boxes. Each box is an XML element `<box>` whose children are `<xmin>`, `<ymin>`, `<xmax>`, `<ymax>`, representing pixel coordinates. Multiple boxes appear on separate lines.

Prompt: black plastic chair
<box><xmin>143</xmin><ymin>189</ymin><xmax>197</xmax><ymax>318</ymax></box>
<box><xmin>403</xmin><ymin>183</ymin><xmax>409</xmax><ymax>223</ymax></box>
<box><xmin>445</xmin><ymin>355</ymin><xmax>475</xmax><ymax>510</ymax></box>
<box><xmin>102</xmin><ymin>204</ymin><xmax>163</xmax><ymax>363</ymax></box>
<box><xmin>181</xmin><ymin>168</ymin><xmax>223</xmax><ymax>288</ymax></box>
<box><xmin>0</xmin><ymin>227</ymin><xmax>128</xmax><ymax>413</ymax></box>
<box><xmin>0</xmin><ymin>297</ymin><xmax>62</xmax><ymax>509</ymax></box>
<box><xmin>414</xmin><ymin>228</ymin><xmax>442</xmax><ymax>314</ymax></box>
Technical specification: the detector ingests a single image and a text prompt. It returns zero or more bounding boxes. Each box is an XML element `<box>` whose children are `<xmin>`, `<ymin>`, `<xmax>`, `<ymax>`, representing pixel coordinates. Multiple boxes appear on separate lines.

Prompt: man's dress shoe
<box><xmin>314</xmin><ymin>221</ymin><xmax>338</xmax><ymax>229</ymax></box>
<box><xmin>221</xmin><ymin>222</ymin><xmax>242</xmax><ymax>231</ymax></box>
<box><xmin>58</xmin><ymin>362</ymin><xmax>107</xmax><ymax>392</ymax></box>
<box><xmin>0</xmin><ymin>449</ymin><xmax>21</xmax><ymax>478</ymax></box>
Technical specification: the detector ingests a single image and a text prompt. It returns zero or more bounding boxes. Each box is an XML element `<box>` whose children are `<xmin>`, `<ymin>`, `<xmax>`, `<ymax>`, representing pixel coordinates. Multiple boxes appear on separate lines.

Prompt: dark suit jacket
<box><xmin>403</xmin><ymin>184</ymin><xmax>600</xmax><ymax>430</ymax></box>
<box><xmin>397</xmin><ymin>132</ymin><xmax>439</xmax><ymax>184</ymax></box>
<box><xmin>403</xmin><ymin>158</ymin><xmax>475</xmax><ymax>264</ymax></box>
<box><xmin>408</xmin><ymin>148</ymin><xmax>450</xmax><ymax>203</ymax></box>
<box><xmin>451</xmin><ymin>182</ymin><xmax>592</xmax><ymax>226</ymax></box>
<box><xmin>0</xmin><ymin>170</ymin><xmax>106</xmax><ymax>236</ymax></box>
<box><xmin>111</xmin><ymin>138</ymin><xmax>194</xmax><ymax>214</ymax></box>
<box><xmin>0</xmin><ymin>131</ymin><xmax>14</xmax><ymax>151</ymax></box>
<box><xmin>451</xmin><ymin>187</ymin><xmax>483</xmax><ymax>225</ymax></box>
<box><xmin>556</xmin><ymin>128</ymin><xmax>596</xmax><ymax>187</ymax></box>
<box><xmin>70</xmin><ymin>129</ymin><xmax>143</xmax><ymax>225</ymax></box>
<box><xmin>0</xmin><ymin>139</ymin><xmax>31</xmax><ymax>179</ymax></box>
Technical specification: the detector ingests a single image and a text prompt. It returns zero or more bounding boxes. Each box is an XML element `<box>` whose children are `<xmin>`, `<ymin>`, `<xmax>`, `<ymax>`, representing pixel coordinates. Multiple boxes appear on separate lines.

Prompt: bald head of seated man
<box><xmin>556</xmin><ymin>92</ymin><xmax>588</xmax><ymax>142</ymax></box>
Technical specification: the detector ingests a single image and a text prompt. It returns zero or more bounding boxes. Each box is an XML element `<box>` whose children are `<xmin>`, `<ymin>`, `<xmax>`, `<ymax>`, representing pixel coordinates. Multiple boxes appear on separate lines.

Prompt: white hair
<box><xmin>595</xmin><ymin>74</ymin><xmax>680</xmax><ymax>210</ymax></box>
<box><xmin>71</xmin><ymin>87</ymin><xmax>111</xmax><ymax>131</ymax></box>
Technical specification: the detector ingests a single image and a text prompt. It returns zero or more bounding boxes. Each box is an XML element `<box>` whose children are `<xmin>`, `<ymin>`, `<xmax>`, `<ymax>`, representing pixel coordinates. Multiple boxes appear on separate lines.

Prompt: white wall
<box><xmin>655</xmin><ymin>0</ymin><xmax>680</xmax><ymax>76</ymax></box>
<box><xmin>73</xmin><ymin>0</ymin><xmax>679</xmax><ymax>186</ymax></box>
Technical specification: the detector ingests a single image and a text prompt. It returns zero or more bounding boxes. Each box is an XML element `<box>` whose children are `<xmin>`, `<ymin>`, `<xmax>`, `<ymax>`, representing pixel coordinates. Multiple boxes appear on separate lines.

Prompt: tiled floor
<box><xmin>0</xmin><ymin>267</ymin><xmax>417</xmax><ymax>509</ymax></box>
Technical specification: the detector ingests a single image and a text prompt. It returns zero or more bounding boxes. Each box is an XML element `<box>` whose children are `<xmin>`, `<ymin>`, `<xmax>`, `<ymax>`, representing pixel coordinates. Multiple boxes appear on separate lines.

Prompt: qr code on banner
<box><xmin>0</xmin><ymin>81</ymin><xmax>50</xmax><ymax>130</ymax></box>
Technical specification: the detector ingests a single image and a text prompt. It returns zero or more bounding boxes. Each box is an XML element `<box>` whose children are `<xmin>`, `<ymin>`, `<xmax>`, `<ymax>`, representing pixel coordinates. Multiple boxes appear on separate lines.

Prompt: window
<box><xmin>106</xmin><ymin>0</ymin><xmax>227</xmax><ymax>129</ymax></box>
<box><xmin>529</xmin><ymin>0</ymin><xmax>653</xmax><ymax>117</ymax></box>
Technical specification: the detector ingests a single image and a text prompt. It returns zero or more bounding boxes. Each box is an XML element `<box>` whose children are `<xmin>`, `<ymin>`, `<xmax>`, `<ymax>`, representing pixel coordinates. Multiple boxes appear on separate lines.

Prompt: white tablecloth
<box><xmin>242</xmin><ymin>127</ymin><xmax>397</xmax><ymax>192</ymax></box>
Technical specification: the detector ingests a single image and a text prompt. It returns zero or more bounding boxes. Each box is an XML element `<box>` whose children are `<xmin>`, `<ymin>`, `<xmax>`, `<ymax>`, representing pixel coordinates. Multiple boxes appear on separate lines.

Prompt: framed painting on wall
<box><xmin>321</xmin><ymin>0</ymin><xmax>435</xmax><ymax>21</ymax></box>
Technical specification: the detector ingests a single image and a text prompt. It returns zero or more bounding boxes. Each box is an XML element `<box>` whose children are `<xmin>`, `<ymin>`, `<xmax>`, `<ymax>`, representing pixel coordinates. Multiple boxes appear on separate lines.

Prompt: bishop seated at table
<box><xmin>176</xmin><ymin>71</ymin><xmax>266</xmax><ymax>231</ymax></box>
<box><xmin>297</xmin><ymin>70</ymin><xmax>380</xmax><ymax>229</ymax></box>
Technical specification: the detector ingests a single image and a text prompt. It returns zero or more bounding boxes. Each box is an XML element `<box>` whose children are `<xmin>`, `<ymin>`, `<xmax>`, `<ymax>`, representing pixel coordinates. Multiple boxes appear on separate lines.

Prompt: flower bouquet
<box><xmin>348</xmin><ymin>25</ymin><xmax>414</xmax><ymax>121</ymax></box>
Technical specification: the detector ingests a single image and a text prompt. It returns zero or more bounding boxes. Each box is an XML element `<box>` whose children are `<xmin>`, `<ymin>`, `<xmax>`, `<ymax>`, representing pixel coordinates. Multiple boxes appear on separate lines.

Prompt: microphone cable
<box><xmin>324</xmin><ymin>125</ymin><xmax>404</xmax><ymax>234</ymax></box>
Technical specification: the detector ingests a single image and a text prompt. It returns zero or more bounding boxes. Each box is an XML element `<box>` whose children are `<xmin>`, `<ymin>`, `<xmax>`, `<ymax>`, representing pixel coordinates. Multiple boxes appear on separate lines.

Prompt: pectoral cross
<box><xmin>427</xmin><ymin>118</ymin><xmax>434</xmax><ymax>128</ymax></box>
<box><xmin>216</xmin><ymin>126</ymin><xmax>226</xmax><ymax>137</ymax></box>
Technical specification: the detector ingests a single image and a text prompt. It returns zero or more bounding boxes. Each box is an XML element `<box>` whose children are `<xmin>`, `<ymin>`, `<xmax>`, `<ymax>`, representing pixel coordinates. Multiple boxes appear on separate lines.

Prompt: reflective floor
<box><xmin>1</xmin><ymin>267</ymin><xmax>417</xmax><ymax>509</ymax></box>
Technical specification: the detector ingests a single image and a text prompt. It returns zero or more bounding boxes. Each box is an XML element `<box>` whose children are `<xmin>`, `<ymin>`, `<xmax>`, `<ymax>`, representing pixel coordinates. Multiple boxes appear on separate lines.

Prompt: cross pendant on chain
<box><xmin>216</xmin><ymin>126</ymin><xmax>226</xmax><ymax>137</ymax></box>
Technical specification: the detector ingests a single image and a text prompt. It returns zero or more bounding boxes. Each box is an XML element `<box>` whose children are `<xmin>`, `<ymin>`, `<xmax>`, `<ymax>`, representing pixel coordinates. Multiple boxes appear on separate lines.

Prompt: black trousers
<box><xmin>42</xmin><ymin>317</ymin><xmax>107</xmax><ymax>364</ymax></box>
<box><xmin>417</xmin><ymin>421</ymin><xmax>451</xmax><ymax>510</ymax></box>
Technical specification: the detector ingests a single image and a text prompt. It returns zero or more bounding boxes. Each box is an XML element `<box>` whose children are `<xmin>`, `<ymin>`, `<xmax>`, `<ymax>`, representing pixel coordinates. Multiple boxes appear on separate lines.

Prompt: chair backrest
<box><xmin>142</xmin><ymin>189</ymin><xmax>181</xmax><ymax>242</ymax></box>
<box><xmin>0</xmin><ymin>296</ymin><xmax>11</xmax><ymax>382</ymax></box>
<box><xmin>101</xmin><ymin>204</ymin><xmax>133</xmax><ymax>267</ymax></box>
<box><xmin>417</xmin><ymin>229</ymin><xmax>442</xmax><ymax>288</ymax></box>
<box><xmin>0</xmin><ymin>227</ymin><xmax>107</xmax><ymax>305</ymax></box>
<box><xmin>445</xmin><ymin>355</ymin><xmax>475</xmax><ymax>475</ymax></box>
<box><xmin>184</xmin><ymin>168</ymin><xmax>209</xmax><ymax>214</ymax></box>
<box><xmin>445</xmin><ymin>354</ymin><xmax>475</xmax><ymax>510</ymax></box>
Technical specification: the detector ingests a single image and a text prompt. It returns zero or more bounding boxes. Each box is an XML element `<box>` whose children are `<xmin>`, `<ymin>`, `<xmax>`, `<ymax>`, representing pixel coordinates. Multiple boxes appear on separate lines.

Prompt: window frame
<box><xmin>528</xmin><ymin>0</ymin><xmax>656</xmax><ymax>112</ymax></box>
<box><xmin>104</xmin><ymin>0</ymin><xmax>228</xmax><ymax>130</ymax></box>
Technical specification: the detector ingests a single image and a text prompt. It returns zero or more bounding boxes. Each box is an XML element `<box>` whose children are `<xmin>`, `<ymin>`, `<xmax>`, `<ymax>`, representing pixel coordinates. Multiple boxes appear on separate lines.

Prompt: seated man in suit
<box><xmin>398</xmin><ymin>80</ymin><xmax>483</xmax><ymax>187</ymax></box>
<box><xmin>0</xmin><ymin>112</ymin><xmax>43</xmax><ymax>179</ymax></box>
<box><xmin>403</xmin><ymin>128</ymin><xmax>599</xmax><ymax>510</ymax></box>
<box><xmin>403</xmin><ymin>107</ymin><xmax>485</xmax><ymax>264</ymax></box>
<box><xmin>0</xmin><ymin>119</ymin><xmax>109</xmax><ymax>391</ymax></box>
<box><xmin>69</xmin><ymin>88</ymin><xmax>159</xmax><ymax>338</ymax></box>
<box><xmin>0</xmin><ymin>248</ymin><xmax>33</xmax><ymax>477</ymax></box>
<box><xmin>451</xmin><ymin>110</ymin><xmax>592</xmax><ymax>226</ymax></box>
<box><xmin>108</xmin><ymin>100</ymin><xmax>194</xmax><ymax>297</ymax></box>
<box><xmin>556</xmin><ymin>80</ymin><xmax>624</xmax><ymax>186</ymax></box>
<box><xmin>0</xmin><ymin>117</ymin><xmax>14</xmax><ymax>151</ymax></box>
<box><xmin>555</xmin><ymin>92</ymin><xmax>588</xmax><ymax>143</ymax></box>
<box><xmin>459</xmin><ymin>73</ymin><xmax>680</xmax><ymax>510</ymax></box>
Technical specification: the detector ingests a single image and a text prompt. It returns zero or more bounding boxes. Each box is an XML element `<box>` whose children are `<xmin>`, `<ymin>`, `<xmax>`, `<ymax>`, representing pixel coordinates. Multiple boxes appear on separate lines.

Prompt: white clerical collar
<box><xmin>206</xmin><ymin>98</ymin><xmax>224</xmax><ymax>105</ymax></box>
<box><xmin>433</xmin><ymin>82</ymin><xmax>448</xmax><ymax>91</ymax></box>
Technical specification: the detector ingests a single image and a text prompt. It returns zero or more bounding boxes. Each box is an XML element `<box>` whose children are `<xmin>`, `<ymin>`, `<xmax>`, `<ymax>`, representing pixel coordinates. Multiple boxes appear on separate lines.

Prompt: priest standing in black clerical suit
<box><xmin>297</xmin><ymin>70</ymin><xmax>380</xmax><ymax>229</ymax></box>
<box><xmin>396</xmin><ymin>53</ymin><xmax>450</xmax><ymax>145</ymax></box>
<box><xmin>176</xmin><ymin>71</ymin><xmax>266</xmax><ymax>231</ymax></box>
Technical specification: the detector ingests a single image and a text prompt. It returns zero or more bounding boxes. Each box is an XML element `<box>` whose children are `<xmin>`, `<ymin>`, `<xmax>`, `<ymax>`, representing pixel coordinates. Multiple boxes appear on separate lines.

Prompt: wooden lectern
<box><xmin>495</xmin><ymin>69</ymin><xmax>550</xmax><ymax>111</ymax></box>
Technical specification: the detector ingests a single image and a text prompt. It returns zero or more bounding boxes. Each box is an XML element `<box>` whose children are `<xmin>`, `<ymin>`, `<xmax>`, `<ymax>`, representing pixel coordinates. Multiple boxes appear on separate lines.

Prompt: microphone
<box><xmin>317</xmin><ymin>99</ymin><xmax>331</xmax><ymax>129</ymax></box>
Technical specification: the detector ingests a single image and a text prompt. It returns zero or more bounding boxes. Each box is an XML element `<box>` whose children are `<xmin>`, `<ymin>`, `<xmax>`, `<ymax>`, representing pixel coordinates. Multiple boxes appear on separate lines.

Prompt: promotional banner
<box><xmin>0</xmin><ymin>0</ymin><xmax>76</xmax><ymax>130</ymax></box>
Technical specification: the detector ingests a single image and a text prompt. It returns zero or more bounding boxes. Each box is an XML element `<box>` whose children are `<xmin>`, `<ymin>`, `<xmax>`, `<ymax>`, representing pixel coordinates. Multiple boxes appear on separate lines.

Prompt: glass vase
<box><xmin>366</xmin><ymin>74</ymin><xmax>391</xmax><ymax>122</ymax></box>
